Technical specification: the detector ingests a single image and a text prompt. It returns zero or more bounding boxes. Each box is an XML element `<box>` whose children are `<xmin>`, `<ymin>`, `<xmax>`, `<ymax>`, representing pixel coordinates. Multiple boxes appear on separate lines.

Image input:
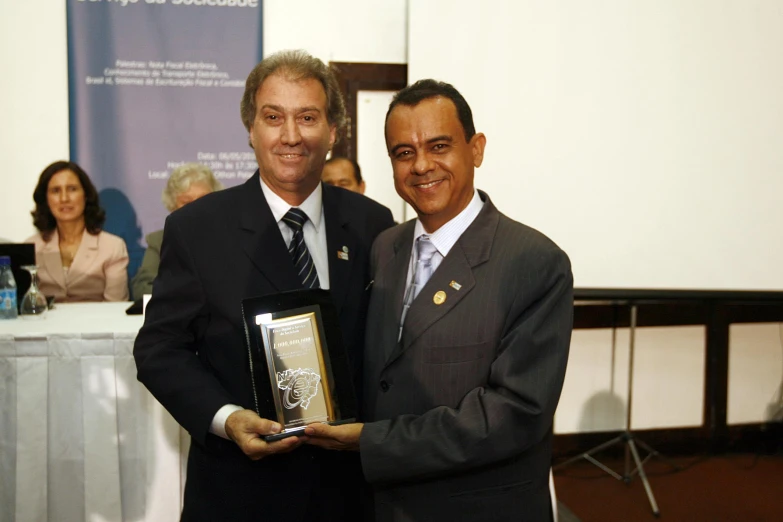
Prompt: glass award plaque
<box><xmin>242</xmin><ymin>289</ymin><xmax>357</xmax><ymax>441</ymax></box>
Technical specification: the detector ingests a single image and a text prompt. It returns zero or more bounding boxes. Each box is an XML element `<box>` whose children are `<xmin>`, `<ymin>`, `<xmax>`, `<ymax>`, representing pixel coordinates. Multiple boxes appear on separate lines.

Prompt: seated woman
<box><xmin>131</xmin><ymin>163</ymin><xmax>222</xmax><ymax>300</ymax></box>
<box><xmin>27</xmin><ymin>161</ymin><xmax>129</xmax><ymax>302</ymax></box>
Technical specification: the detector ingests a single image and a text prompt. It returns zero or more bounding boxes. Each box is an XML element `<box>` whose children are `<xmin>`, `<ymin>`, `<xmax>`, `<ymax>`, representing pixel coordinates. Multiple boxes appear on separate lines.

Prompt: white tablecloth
<box><xmin>0</xmin><ymin>303</ymin><xmax>188</xmax><ymax>522</ymax></box>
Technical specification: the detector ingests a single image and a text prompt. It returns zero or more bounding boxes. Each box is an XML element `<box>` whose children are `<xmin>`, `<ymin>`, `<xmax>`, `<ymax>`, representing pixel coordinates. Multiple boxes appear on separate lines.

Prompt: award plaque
<box><xmin>242</xmin><ymin>289</ymin><xmax>357</xmax><ymax>441</ymax></box>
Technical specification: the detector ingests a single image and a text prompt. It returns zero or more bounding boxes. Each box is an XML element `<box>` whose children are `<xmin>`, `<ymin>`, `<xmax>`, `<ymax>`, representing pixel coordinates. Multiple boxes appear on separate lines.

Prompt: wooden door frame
<box><xmin>329</xmin><ymin>62</ymin><xmax>408</xmax><ymax>160</ymax></box>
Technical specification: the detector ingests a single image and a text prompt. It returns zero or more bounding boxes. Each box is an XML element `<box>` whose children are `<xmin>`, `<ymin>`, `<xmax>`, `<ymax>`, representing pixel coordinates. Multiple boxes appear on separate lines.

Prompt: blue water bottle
<box><xmin>0</xmin><ymin>255</ymin><xmax>19</xmax><ymax>319</ymax></box>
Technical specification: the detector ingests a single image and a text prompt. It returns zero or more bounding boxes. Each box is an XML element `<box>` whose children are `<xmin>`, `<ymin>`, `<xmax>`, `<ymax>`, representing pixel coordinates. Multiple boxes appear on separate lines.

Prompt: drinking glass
<box><xmin>20</xmin><ymin>265</ymin><xmax>48</xmax><ymax>318</ymax></box>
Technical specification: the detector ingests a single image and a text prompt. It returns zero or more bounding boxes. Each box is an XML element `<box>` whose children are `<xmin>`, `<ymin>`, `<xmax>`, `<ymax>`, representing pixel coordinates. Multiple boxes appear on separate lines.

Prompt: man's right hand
<box><xmin>225</xmin><ymin>409</ymin><xmax>302</xmax><ymax>460</ymax></box>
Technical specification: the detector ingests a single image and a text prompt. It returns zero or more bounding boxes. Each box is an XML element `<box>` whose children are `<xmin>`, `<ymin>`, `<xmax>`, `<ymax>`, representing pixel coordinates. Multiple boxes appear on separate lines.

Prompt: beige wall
<box><xmin>557</xmin><ymin>324</ymin><xmax>783</xmax><ymax>434</ymax></box>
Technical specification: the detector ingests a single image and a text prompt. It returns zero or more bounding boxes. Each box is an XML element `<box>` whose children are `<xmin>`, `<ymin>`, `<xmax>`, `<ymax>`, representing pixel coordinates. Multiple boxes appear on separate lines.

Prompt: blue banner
<box><xmin>67</xmin><ymin>0</ymin><xmax>262</xmax><ymax>280</ymax></box>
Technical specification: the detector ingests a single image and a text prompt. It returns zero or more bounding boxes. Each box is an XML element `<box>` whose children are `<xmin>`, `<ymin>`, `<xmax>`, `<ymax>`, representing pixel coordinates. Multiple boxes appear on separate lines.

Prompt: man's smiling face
<box><xmin>250</xmin><ymin>72</ymin><xmax>336</xmax><ymax>204</ymax></box>
<box><xmin>386</xmin><ymin>96</ymin><xmax>485</xmax><ymax>232</ymax></box>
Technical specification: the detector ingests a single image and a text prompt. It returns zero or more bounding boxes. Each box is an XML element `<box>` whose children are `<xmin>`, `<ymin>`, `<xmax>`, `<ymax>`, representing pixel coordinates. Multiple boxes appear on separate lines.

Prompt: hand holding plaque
<box><xmin>303</xmin><ymin>421</ymin><xmax>363</xmax><ymax>451</ymax></box>
<box><xmin>225</xmin><ymin>409</ymin><xmax>303</xmax><ymax>459</ymax></box>
<box><xmin>242</xmin><ymin>289</ymin><xmax>357</xmax><ymax>441</ymax></box>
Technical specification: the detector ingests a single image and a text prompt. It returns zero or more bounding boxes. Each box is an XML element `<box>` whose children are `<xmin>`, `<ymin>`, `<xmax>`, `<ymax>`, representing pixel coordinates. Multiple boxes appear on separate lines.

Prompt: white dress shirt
<box><xmin>405</xmin><ymin>189</ymin><xmax>485</xmax><ymax>294</ymax></box>
<box><xmin>210</xmin><ymin>178</ymin><xmax>331</xmax><ymax>439</ymax></box>
<box><xmin>259</xmin><ymin>178</ymin><xmax>330</xmax><ymax>289</ymax></box>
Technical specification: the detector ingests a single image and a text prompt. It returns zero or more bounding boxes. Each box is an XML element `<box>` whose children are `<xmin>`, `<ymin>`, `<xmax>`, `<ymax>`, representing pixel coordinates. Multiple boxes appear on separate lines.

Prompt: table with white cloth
<box><xmin>0</xmin><ymin>302</ymin><xmax>189</xmax><ymax>522</ymax></box>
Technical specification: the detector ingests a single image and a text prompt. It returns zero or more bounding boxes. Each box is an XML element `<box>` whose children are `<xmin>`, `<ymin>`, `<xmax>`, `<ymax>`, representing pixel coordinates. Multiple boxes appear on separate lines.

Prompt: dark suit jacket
<box><xmin>130</xmin><ymin>228</ymin><xmax>163</xmax><ymax>300</ymax></box>
<box><xmin>360</xmin><ymin>192</ymin><xmax>573</xmax><ymax>522</ymax></box>
<box><xmin>133</xmin><ymin>173</ymin><xmax>394</xmax><ymax>521</ymax></box>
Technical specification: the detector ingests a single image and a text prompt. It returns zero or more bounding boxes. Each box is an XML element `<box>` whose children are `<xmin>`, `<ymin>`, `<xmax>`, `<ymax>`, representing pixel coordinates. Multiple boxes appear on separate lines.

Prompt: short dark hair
<box><xmin>31</xmin><ymin>161</ymin><xmax>106</xmax><ymax>241</ymax></box>
<box><xmin>324</xmin><ymin>156</ymin><xmax>363</xmax><ymax>184</ymax></box>
<box><xmin>385</xmin><ymin>79</ymin><xmax>476</xmax><ymax>141</ymax></box>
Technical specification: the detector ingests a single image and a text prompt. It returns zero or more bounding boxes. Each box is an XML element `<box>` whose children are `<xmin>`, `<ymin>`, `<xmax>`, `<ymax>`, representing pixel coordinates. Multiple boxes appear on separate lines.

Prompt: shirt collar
<box><xmin>413</xmin><ymin>189</ymin><xmax>484</xmax><ymax>257</ymax></box>
<box><xmin>260</xmin><ymin>176</ymin><xmax>323</xmax><ymax>228</ymax></box>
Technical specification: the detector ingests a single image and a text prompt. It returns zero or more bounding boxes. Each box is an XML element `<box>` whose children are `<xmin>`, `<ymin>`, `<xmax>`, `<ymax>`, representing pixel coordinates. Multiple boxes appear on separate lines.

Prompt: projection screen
<box><xmin>407</xmin><ymin>0</ymin><xmax>783</xmax><ymax>291</ymax></box>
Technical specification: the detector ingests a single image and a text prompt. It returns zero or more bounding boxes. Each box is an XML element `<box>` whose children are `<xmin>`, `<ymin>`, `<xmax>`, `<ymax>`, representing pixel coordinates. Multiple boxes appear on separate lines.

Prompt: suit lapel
<box><xmin>67</xmin><ymin>229</ymin><xmax>98</xmax><ymax>286</ymax></box>
<box><xmin>386</xmin><ymin>243</ymin><xmax>476</xmax><ymax>365</ymax></box>
<box><xmin>377</xmin><ymin>223</ymin><xmax>415</xmax><ymax>361</ymax></box>
<box><xmin>384</xmin><ymin>193</ymin><xmax>499</xmax><ymax>368</ymax></box>
<box><xmin>238</xmin><ymin>173</ymin><xmax>301</xmax><ymax>292</ymax></box>
<box><xmin>322</xmin><ymin>185</ymin><xmax>357</xmax><ymax>310</ymax></box>
<box><xmin>38</xmin><ymin>230</ymin><xmax>66</xmax><ymax>291</ymax></box>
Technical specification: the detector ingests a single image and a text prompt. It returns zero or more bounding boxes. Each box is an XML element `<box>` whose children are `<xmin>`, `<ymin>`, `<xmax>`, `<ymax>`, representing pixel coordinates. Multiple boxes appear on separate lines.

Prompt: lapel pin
<box><xmin>342</xmin><ymin>246</ymin><xmax>349</xmax><ymax>253</ymax></box>
<box><xmin>433</xmin><ymin>290</ymin><xmax>447</xmax><ymax>305</ymax></box>
<box><xmin>337</xmin><ymin>250</ymin><xmax>349</xmax><ymax>261</ymax></box>
<box><xmin>449</xmin><ymin>281</ymin><xmax>462</xmax><ymax>291</ymax></box>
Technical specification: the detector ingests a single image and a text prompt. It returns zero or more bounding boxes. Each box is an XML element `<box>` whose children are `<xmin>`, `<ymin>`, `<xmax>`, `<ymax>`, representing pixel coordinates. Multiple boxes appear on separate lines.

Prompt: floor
<box><xmin>553</xmin><ymin>449</ymin><xmax>783</xmax><ymax>522</ymax></box>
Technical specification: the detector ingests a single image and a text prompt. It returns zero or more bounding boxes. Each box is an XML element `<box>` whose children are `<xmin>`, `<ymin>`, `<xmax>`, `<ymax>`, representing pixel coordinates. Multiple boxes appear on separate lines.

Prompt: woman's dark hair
<box><xmin>31</xmin><ymin>160</ymin><xmax>106</xmax><ymax>241</ymax></box>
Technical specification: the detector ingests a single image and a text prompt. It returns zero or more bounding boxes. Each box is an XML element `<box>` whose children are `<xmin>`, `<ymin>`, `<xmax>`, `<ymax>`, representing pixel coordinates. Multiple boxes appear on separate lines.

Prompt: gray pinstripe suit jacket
<box><xmin>359</xmin><ymin>191</ymin><xmax>573</xmax><ymax>522</ymax></box>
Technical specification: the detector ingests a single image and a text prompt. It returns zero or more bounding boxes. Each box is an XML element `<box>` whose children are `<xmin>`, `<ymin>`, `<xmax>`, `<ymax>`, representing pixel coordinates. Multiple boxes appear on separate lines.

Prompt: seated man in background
<box><xmin>131</xmin><ymin>163</ymin><xmax>222</xmax><ymax>300</ymax></box>
<box><xmin>321</xmin><ymin>156</ymin><xmax>365</xmax><ymax>194</ymax></box>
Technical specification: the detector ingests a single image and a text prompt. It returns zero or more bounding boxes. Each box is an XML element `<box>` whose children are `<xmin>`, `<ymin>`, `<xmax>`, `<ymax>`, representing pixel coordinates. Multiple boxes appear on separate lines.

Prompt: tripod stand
<box><xmin>555</xmin><ymin>303</ymin><xmax>668</xmax><ymax>517</ymax></box>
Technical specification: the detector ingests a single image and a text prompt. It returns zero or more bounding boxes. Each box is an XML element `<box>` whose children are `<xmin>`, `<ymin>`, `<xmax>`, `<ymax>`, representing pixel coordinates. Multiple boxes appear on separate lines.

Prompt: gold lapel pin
<box><xmin>433</xmin><ymin>290</ymin><xmax>447</xmax><ymax>305</ymax></box>
<box><xmin>449</xmin><ymin>280</ymin><xmax>462</xmax><ymax>291</ymax></box>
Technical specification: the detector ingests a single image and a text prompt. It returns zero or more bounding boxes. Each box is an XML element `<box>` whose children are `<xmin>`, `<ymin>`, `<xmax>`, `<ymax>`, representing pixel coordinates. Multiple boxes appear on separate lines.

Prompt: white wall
<box><xmin>556</xmin><ymin>326</ymin><xmax>706</xmax><ymax>434</ymax></box>
<box><xmin>263</xmin><ymin>0</ymin><xmax>407</xmax><ymax>64</ymax></box>
<box><xmin>556</xmin><ymin>322</ymin><xmax>783</xmax><ymax>434</ymax></box>
<box><xmin>356</xmin><ymin>90</ymin><xmax>408</xmax><ymax>223</ymax></box>
<box><xmin>1</xmin><ymin>0</ymin><xmax>70</xmax><ymax>242</ymax></box>
<box><xmin>728</xmin><ymin>324</ymin><xmax>783</xmax><ymax>424</ymax></box>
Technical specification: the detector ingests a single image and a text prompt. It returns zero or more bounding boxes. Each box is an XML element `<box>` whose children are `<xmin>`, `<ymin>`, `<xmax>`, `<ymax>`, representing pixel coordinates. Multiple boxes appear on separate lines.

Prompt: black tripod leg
<box><xmin>553</xmin><ymin>435</ymin><xmax>625</xmax><ymax>471</ymax></box>
<box><xmin>634</xmin><ymin>437</ymin><xmax>682</xmax><ymax>471</ymax></box>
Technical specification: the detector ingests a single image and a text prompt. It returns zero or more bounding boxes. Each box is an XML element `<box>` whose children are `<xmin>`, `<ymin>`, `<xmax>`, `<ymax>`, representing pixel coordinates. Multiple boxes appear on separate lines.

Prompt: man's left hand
<box><xmin>303</xmin><ymin>422</ymin><xmax>363</xmax><ymax>451</ymax></box>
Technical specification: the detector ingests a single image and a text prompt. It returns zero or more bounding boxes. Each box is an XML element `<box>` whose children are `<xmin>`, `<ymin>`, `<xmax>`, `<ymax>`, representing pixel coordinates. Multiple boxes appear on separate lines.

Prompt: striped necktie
<box><xmin>282</xmin><ymin>208</ymin><xmax>320</xmax><ymax>289</ymax></box>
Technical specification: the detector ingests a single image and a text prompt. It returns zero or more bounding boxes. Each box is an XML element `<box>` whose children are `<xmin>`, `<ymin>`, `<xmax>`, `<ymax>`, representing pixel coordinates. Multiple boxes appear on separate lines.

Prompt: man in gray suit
<box><xmin>305</xmin><ymin>80</ymin><xmax>573</xmax><ymax>522</ymax></box>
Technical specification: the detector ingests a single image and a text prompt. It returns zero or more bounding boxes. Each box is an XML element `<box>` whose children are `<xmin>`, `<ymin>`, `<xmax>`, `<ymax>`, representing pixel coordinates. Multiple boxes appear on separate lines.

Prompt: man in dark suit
<box><xmin>305</xmin><ymin>79</ymin><xmax>573</xmax><ymax>521</ymax></box>
<box><xmin>133</xmin><ymin>50</ymin><xmax>394</xmax><ymax>522</ymax></box>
